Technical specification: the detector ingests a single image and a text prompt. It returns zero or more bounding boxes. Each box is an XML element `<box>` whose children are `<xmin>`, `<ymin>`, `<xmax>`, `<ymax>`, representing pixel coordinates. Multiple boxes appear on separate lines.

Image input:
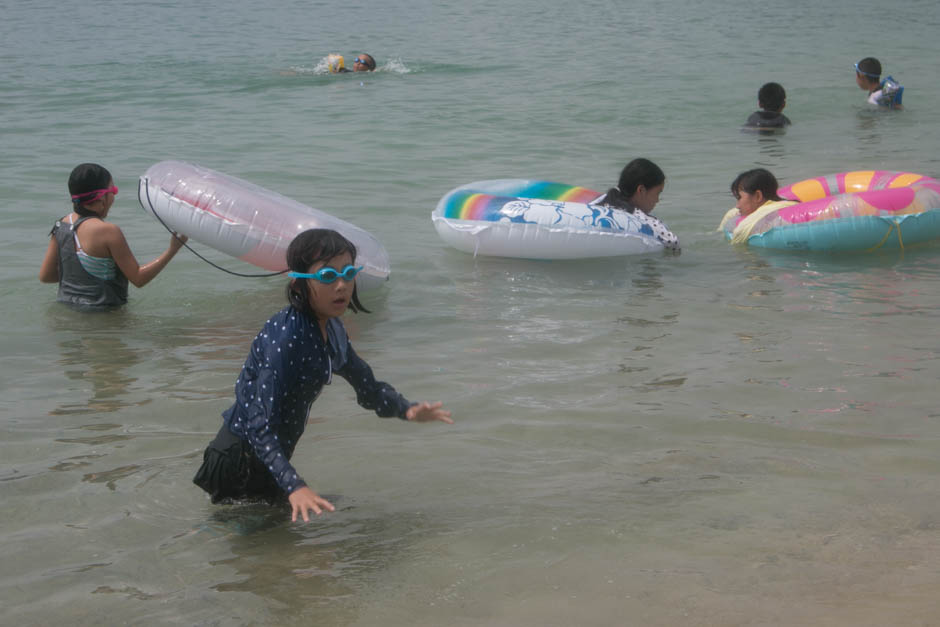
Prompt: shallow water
<box><xmin>3</xmin><ymin>0</ymin><xmax>940</xmax><ymax>624</ymax></box>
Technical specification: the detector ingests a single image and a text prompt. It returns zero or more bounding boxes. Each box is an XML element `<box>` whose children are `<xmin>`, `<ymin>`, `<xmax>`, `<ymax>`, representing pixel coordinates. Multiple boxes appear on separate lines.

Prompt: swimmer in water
<box><xmin>330</xmin><ymin>53</ymin><xmax>376</xmax><ymax>73</ymax></box>
<box><xmin>743</xmin><ymin>82</ymin><xmax>791</xmax><ymax>130</ymax></box>
<box><xmin>592</xmin><ymin>158</ymin><xmax>680</xmax><ymax>252</ymax></box>
<box><xmin>855</xmin><ymin>56</ymin><xmax>903</xmax><ymax>109</ymax></box>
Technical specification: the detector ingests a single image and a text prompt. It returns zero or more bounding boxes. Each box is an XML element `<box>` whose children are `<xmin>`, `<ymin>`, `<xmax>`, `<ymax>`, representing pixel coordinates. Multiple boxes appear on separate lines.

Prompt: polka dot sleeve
<box><xmin>635</xmin><ymin>211</ymin><xmax>680</xmax><ymax>251</ymax></box>
<box><xmin>234</xmin><ymin>314</ymin><xmax>307</xmax><ymax>494</ymax></box>
<box><xmin>334</xmin><ymin>341</ymin><xmax>413</xmax><ymax>419</ymax></box>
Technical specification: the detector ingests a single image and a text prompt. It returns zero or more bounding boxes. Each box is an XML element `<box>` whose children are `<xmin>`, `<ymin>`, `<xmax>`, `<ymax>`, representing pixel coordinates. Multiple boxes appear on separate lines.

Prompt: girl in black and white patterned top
<box><xmin>593</xmin><ymin>158</ymin><xmax>680</xmax><ymax>252</ymax></box>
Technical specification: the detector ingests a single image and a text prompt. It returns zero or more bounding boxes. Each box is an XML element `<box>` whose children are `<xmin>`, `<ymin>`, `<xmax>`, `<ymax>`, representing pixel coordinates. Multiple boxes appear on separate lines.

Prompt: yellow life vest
<box><xmin>721</xmin><ymin>200</ymin><xmax>798</xmax><ymax>245</ymax></box>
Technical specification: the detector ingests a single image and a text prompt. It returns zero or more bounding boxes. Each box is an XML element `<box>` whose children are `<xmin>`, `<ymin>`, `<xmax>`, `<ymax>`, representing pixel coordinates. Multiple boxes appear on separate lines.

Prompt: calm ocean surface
<box><xmin>4</xmin><ymin>0</ymin><xmax>940</xmax><ymax>624</ymax></box>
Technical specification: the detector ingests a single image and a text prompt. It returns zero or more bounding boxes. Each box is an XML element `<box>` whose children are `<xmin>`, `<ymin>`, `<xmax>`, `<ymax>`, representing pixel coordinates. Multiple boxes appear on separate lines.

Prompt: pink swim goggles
<box><xmin>71</xmin><ymin>185</ymin><xmax>118</xmax><ymax>203</ymax></box>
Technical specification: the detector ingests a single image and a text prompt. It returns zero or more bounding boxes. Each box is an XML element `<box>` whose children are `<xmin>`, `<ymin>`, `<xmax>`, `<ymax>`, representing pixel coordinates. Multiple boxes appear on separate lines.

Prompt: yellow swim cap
<box><xmin>327</xmin><ymin>54</ymin><xmax>345</xmax><ymax>73</ymax></box>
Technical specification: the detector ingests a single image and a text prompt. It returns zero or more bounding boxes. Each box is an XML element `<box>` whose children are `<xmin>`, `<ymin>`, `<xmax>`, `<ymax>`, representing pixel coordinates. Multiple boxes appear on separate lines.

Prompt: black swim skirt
<box><xmin>193</xmin><ymin>424</ymin><xmax>285</xmax><ymax>504</ymax></box>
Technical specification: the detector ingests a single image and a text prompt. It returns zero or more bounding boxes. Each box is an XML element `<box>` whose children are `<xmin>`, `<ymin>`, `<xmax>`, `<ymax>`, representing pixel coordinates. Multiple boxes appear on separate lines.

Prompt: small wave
<box><xmin>380</xmin><ymin>57</ymin><xmax>411</xmax><ymax>74</ymax></box>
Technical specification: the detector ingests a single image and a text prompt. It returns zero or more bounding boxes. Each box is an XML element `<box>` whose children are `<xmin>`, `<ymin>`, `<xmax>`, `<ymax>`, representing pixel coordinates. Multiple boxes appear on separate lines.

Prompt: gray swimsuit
<box><xmin>51</xmin><ymin>216</ymin><xmax>128</xmax><ymax>309</ymax></box>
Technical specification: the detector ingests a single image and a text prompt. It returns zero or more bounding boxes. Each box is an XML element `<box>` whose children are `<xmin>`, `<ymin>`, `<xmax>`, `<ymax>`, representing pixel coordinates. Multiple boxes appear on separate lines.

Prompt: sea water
<box><xmin>3</xmin><ymin>0</ymin><xmax>940</xmax><ymax>624</ymax></box>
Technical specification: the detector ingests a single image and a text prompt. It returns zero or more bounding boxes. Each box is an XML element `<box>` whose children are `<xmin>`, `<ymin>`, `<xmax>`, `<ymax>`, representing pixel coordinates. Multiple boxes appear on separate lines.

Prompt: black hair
<box><xmin>358</xmin><ymin>53</ymin><xmax>376</xmax><ymax>70</ymax></box>
<box><xmin>601</xmin><ymin>158</ymin><xmax>666</xmax><ymax>210</ymax></box>
<box><xmin>730</xmin><ymin>168</ymin><xmax>783</xmax><ymax>201</ymax></box>
<box><xmin>758</xmin><ymin>82</ymin><xmax>786</xmax><ymax>112</ymax></box>
<box><xmin>856</xmin><ymin>57</ymin><xmax>881</xmax><ymax>80</ymax></box>
<box><xmin>285</xmin><ymin>228</ymin><xmax>369</xmax><ymax>317</ymax></box>
<box><xmin>68</xmin><ymin>163</ymin><xmax>112</xmax><ymax>217</ymax></box>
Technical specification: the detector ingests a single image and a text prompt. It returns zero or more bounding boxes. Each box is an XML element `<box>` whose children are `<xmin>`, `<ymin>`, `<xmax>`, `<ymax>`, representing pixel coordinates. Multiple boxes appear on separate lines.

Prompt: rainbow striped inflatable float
<box><xmin>723</xmin><ymin>170</ymin><xmax>940</xmax><ymax>251</ymax></box>
<box><xmin>432</xmin><ymin>180</ymin><xmax>663</xmax><ymax>259</ymax></box>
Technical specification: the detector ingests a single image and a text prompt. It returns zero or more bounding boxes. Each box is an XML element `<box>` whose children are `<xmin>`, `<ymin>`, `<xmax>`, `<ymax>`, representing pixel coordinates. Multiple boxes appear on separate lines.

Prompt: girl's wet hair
<box><xmin>286</xmin><ymin>229</ymin><xmax>370</xmax><ymax>316</ymax></box>
<box><xmin>68</xmin><ymin>163</ymin><xmax>112</xmax><ymax>217</ymax></box>
<box><xmin>730</xmin><ymin>168</ymin><xmax>783</xmax><ymax>201</ymax></box>
<box><xmin>601</xmin><ymin>158</ymin><xmax>666</xmax><ymax>210</ymax></box>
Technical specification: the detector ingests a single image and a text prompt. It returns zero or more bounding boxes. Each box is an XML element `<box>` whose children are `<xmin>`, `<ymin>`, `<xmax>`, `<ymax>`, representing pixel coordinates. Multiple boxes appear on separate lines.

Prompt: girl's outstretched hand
<box><xmin>406</xmin><ymin>401</ymin><xmax>453</xmax><ymax>424</ymax></box>
<box><xmin>288</xmin><ymin>486</ymin><xmax>335</xmax><ymax>522</ymax></box>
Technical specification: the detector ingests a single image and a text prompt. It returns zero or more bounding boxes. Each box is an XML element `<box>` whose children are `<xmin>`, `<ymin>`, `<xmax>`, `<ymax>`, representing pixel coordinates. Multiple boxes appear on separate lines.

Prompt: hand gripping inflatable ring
<box><xmin>432</xmin><ymin>179</ymin><xmax>664</xmax><ymax>259</ymax></box>
<box><xmin>138</xmin><ymin>161</ymin><xmax>390</xmax><ymax>290</ymax></box>
<box><xmin>722</xmin><ymin>170</ymin><xmax>940</xmax><ymax>251</ymax></box>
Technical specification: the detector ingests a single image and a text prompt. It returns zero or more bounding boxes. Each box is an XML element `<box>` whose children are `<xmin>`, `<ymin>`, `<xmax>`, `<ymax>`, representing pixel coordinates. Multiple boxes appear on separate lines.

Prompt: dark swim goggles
<box><xmin>288</xmin><ymin>265</ymin><xmax>363</xmax><ymax>283</ymax></box>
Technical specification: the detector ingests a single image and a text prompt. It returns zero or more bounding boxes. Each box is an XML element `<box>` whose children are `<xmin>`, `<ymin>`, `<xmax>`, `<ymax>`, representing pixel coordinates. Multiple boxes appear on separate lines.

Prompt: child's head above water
<box><xmin>352</xmin><ymin>53</ymin><xmax>376</xmax><ymax>71</ymax></box>
<box><xmin>605</xmin><ymin>158</ymin><xmax>666</xmax><ymax>214</ymax></box>
<box><xmin>730</xmin><ymin>168</ymin><xmax>784</xmax><ymax>215</ymax></box>
<box><xmin>758</xmin><ymin>82</ymin><xmax>786</xmax><ymax>113</ymax></box>
<box><xmin>68</xmin><ymin>163</ymin><xmax>114</xmax><ymax>216</ymax></box>
<box><xmin>730</xmin><ymin>168</ymin><xmax>782</xmax><ymax>199</ymax></box>
<box><xmin>855</xmin><ymin>57</ymin><xmax>882</xmax><ymax>89</ymax></box>
<box><xmin>286</xmin><ymin>229</ymin><xmax>369</xmax><ymax>316</ymax></box>
<box><xmin>617</xmin><ymin>158</ymin><xmax>665</xmax><ymax>198</ymax></box>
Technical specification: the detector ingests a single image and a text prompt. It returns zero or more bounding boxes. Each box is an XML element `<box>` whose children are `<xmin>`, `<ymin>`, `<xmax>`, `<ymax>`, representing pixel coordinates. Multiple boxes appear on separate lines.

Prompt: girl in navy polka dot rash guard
<box><xmin>194</xmin><ymin>229</ymin><xmax>453</xmax><ymax>522</ymax></box>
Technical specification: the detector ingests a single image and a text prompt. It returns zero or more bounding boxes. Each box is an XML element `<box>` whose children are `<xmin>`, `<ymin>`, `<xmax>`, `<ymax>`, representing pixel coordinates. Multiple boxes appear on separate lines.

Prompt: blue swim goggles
<box><xmin>854</xmin><ymin>62</ymin><xmax>880</xmax><ymax>79</ymax></box>
<box><xmin>288</xmin><ymin>265</ymin><xmax>363</xmax><ymax>284</ymax></box>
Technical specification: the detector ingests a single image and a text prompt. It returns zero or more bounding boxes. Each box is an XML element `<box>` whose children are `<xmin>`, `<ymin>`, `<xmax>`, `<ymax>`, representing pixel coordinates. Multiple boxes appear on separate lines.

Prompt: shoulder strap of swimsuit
<box><xmin>70</xmin><ymin>215</ymin><xmax>99</xmax><ymax>253</ymax></box>
<box><xmin>70</xmin><ymin>215</ymin><xmax>98</xmax><ymax>230</ymax></box>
